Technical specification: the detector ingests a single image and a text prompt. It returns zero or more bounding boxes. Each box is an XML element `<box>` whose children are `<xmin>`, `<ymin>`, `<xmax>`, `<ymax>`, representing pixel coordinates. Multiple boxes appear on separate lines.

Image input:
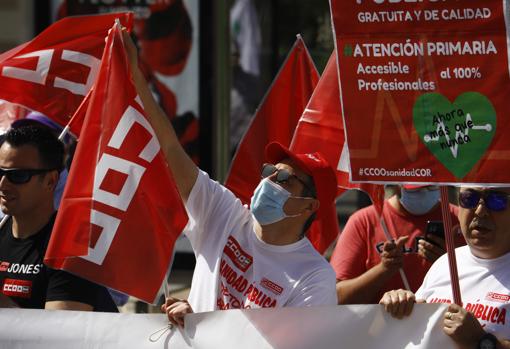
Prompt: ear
<box><xmin>305</xmin><ymin>198</ymin><xmax>320</xmax><ymax>214</ymax></box>
<box><xmin>45</xmin><ymin>170</ymin><xmax>59</xmax><ymax>191</ymax></box>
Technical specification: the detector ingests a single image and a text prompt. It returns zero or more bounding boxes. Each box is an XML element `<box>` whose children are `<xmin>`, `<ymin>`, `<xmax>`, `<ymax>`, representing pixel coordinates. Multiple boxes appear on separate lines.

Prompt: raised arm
<box><xmin>123</xmin><ymin>30</ymin><xmax>198</xmax><ymax>202</ymax></box>
<box><xmin>333</xmin><ymin>234</ymin><xmax>408</xmax><ymax>304</ymax></box>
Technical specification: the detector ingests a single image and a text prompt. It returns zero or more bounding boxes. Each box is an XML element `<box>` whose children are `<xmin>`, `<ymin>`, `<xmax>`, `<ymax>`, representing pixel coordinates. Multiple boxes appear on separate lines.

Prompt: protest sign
<box><xmin>0</xmin><ymin>304</ymin><xmax>454</xmax><ymax>349</ymax></box>
<box><xmin>331</xmin><ymin>0</ymin><xmax>510</xmax><ymax>184</ymax></box>
<box><xmin>45</xmin><ymin>22</ymin><xmax>188</xmax><ymax>303</ymax></box>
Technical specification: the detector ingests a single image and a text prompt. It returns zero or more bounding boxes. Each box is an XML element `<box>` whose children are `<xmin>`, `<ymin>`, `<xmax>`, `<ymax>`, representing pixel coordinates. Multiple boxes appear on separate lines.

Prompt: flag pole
<box><xmin>213</xmin><ymin>0</ymin><xmax>230</xmax><ymax>182</ymax></box>
<box><xmin>439</xmin><ymin>186</ymin><xmax>462</xmax><ymax>305</ymax></box>
<box><xmin>163</xmin><ymin>280</ymin><xmax>170</xmax><ymax>300</ymax></box>
<box><xmin>0</xmin><ymin>215</ymin><xmax>8</xmax><ymax>229</ymax></box>
<box><xmin>379</xmin><ymin>217</ymin><xmax>411</xmax><ymax>291</ymax></box>
<box><xmin>162</xmin><ymin>250</ymin><xmax>176</xmax><ymax>302</ymax></box>
<box><xmin>58</xmin><ymin>125</ymin><xmax>71</xmax><ymax>142</ymax></box>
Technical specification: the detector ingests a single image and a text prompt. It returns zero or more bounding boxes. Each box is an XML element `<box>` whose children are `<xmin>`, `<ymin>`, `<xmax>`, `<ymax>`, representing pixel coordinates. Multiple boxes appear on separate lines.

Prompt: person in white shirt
<box><xmin>122</xmin><ymin>29</ymin><xmax>338</xmax><ymax>328</ymax></box>
<box><xmin>380</xmin><ymin>187</ymin><xmax>510</xmax><ymax>349</ymax></box>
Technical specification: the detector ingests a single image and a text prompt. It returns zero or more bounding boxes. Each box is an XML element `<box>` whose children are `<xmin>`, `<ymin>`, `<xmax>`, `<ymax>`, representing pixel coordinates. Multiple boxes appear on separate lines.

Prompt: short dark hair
<box><xmin>3</xmin><ymin>125</ymin><xmax>64</xmax><ymax>171</ymax></box>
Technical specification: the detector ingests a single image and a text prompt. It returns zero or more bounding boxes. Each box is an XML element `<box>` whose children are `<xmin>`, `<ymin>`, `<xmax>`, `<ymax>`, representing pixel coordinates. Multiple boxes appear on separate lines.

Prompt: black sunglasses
<box><xmin>459</xmin><ymin>189</ymin><xmax>510</xmax><ymax>212</ymax></box>
<box><xmin>261</xmin><ymin>163</ymin><xmax>314</xmax><ymax>194</ymax></box>
<box><xmin>0</xmin><ymin>168</ymin><xmax>55</xmax><ymax>185</ymax></box>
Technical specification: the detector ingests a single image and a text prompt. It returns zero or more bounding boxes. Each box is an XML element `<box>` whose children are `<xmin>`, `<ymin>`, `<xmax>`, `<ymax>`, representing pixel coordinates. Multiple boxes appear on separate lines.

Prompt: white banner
<box><xmin>0</xmin><ymin>304</ymin><xmax>456</xmax><ymax>348</ymax></box>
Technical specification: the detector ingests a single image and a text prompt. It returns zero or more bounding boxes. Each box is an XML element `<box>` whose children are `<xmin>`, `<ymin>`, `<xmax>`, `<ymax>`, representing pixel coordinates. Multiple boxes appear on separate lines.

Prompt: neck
<box><xmin>12</xmin><ymin>204</ymin><xmax>55</xmax><ymax>239</ymax></box>
<box><xmin>470</xmin><ymin>246</ymin><xmax>509</xmax><ymax>260</ymax></box>
<box><xmin>254</xmin><ymin>218</ymin><xmax>304</xmax><ymax>246</ymax></box>
<box><xmin>388</xmin><ymin>195</ymin><xmax>404</xmax><ymax>213</ymax></box>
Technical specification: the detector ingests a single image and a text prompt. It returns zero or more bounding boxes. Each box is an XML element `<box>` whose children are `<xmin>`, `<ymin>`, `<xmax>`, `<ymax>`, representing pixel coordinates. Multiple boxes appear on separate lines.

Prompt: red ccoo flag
<box><xmin>225</xmin><ymin>35</ymin><xmax>319</xmax><ymax>204</ymax></box>
<box><xmin>44</xmin><ymin>22</ymin><xmax>188</xmax><ymax>303</ymax></box>
<box><xmin>0</xmin><ymin>12</ymin><xmax>133</xmax><ymax>128</ymax></box>
<box><xmin>291</xmin><ymin>52</ymin><xmax>384</xmax><ymax>210</ymax></box>
<box><xmin>290</xmin><ymin>52</ymin><xmax>384</xmax><ymax>252</ymax></box>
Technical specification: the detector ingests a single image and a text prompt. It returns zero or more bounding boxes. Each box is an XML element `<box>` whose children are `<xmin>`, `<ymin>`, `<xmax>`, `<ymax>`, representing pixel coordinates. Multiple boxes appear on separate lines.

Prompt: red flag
<box><xmin>44</xmin><ymin>22</ymin><xmax>188</xmax><ymax>303</ymax></box>
<box><xmin>225</xmin><ymin>35</ymin><xmax>319</xmax><ymax>204</ymax></box>
<box><xmin>290</xmin><ymin>53</ymin><xmax>384</xmax><ymax>251</ymax></box>
<box><xmin>0</xmin><ymin>12</ymin><xmax>133</xmax><ymax>127</ymax></box>
<box><xmin>0</xmin><ymin>100</ymin><xmax>29</xmax><ymax>134</ymax></box>
<box><xmin>66</xmin><ymin>86</ymin><xmax>91</xmax><ymax>137</ymax></box>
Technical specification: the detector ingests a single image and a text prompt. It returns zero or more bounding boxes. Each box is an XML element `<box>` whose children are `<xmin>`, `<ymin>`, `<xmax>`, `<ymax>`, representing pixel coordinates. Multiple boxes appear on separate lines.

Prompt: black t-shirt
<box><xmin>0</xmin><ymin>215</ymin><xmax>117</xmax><ymax>312</ymax></box>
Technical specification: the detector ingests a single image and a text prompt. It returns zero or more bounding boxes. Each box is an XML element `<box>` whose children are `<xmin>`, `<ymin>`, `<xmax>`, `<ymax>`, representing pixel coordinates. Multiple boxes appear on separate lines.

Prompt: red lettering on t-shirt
<box><xmin>2</xmin><ymin>278</ymin><xmax>32</xmax><ymax>298</ymax></box>
<box><xmin>260</xmin><ymin>278</ymin><xmax>283</xmax><ymax>296</ymax></box>
<box><xmin>217</xmin><ymin>280</ymin><xmax>277</xmax><ymax>310</ymax></box>
<box><xmin>467</xmin><ymin>301</ymin><xmax>507</xmax><ymax>325</ymax></box>
<box><xmin>223</xmin><ymin>236</ymin><xmax>253</xmax><ymax>272</ymax></box>
<box><xmin>498</xmin><ymin>308</ymin><xmax>506</xmax><ymax>325</ymax></box>
<box><xmin>429</xmin><ymin>297</ymin><xmax>452</xmax><ymax>304</ymax></box>
<box><xmin>220</xmin><ymin>259</ymin><xmax>249</xmax><ymax>293</ymax></box>
<box><xmin>474</xmin><ymin>304</ymin><xmax>484</xmax><ymax>319</ymax></box>
<box><xmin>486</xmin><ymin>292</ymin><xmax>510</xmax><ymax>303</ymax></box>
<box><xmin>491</xmin><ymin>307</ymin><xmax>500</xmax><ymax>323</ymax></box>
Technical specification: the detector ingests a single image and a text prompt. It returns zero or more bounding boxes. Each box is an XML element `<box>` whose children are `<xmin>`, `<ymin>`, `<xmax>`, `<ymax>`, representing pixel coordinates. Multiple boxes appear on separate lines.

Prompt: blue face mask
<box><xmin>399</xmin><ymin>188</ymin><xmax>440</xmax><ymax>215</ymax></box>
<box><xmin>250</xmin><ymin>178</ymin><xmax>300</xmax><ymax>225</ymax></box>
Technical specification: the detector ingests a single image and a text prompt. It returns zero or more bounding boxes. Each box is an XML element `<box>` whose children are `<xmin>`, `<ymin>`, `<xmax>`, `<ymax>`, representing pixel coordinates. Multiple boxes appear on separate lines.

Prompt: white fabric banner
<box><xmin>0</xmin><ymin>304</ymin><xmax>457</xmax><ymax>348</ymax></box>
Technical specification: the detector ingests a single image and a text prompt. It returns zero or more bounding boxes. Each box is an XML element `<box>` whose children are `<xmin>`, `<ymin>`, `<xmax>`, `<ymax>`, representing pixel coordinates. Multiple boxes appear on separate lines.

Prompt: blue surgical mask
<box><xmin>250</xmin><ymin>178</ymin><xmax>300</xmax><ymax>225</ymax></box>
<box><xmin>399</xmin><ymin>188</ymin><xmax>440</xmax><ymax>215</ymax></box>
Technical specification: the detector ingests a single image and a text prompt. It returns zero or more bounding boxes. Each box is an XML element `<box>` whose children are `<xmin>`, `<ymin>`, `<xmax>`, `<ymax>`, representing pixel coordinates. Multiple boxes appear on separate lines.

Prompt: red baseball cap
<box><xmin>265</xmin><ymin>142</ymin><xmax>338</xmax><ymax>253</ymax></box>
<box><xmin>402</xmin><ymin>184</ymin><xmax>429</xmax><ymax>190</ymax></box>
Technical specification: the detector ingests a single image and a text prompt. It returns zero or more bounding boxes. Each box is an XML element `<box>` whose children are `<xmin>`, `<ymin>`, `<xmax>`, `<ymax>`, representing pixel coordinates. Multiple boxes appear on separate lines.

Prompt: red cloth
<box><xmin>0</xmin><ymin>13</ymin><xmax>133</xmax><ymax>128</ymax></box>
<box><xmin>45</xmin><ymin>22</ymin><xmax>188</xmax><ymax>303</ymax></box>
<box><xmin>330</xmin><ymin>199</ymin><xmax>462</xmax><ymax>303</ymax></box>
<box><xmin>290</xmin><ymin>53</ymin><xmax>343</xmax><ymax>191</ymax></box>
<box><xmin>290</xmin><ymin>52</ymin><xmax>384</xmax><ymax>250</ymax></box>
<box><xmin>225</xmin><ymin>36</ymin><xmax>319</xmax><ymax>205</ymax></box>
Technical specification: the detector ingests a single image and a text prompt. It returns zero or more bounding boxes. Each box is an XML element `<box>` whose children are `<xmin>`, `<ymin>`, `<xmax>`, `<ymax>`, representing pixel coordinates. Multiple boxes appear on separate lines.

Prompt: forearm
<box><xmin>130</xmin><ymin>66</ymin><xmax>198</xmax><ymax>201</ymax></box>
<box><xmin>499</xmin><ymin>339</ymin><xmax>510</xmax><ymax>349</ymax></box>
<box><xmin>45</xmin><ymin>300</ymin><xmax>93</xmax><ymax>311</ymax></box>
<box><xmin>336</xmin><ymin>263</ymin><xmax>398</xmax><ymax>304</ymax></box>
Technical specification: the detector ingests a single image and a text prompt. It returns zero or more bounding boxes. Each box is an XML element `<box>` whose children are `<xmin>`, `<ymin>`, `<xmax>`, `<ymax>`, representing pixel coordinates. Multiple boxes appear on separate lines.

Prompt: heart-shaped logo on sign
<box><xmin>413</xmin><ymin>92</ymin><xmax>496</xmax><ymax>179</ymax></box>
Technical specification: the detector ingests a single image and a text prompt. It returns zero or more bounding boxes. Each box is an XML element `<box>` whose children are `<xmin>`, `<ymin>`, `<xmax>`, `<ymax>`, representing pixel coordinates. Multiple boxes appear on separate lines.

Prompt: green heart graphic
<box><xmin>413</xmin><ymin>92</ymin><xmax>496</xmax><ymax>179</ymax></box>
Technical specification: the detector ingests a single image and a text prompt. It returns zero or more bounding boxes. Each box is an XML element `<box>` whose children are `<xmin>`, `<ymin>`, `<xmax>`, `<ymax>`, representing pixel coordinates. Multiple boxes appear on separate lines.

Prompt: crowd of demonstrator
<box><xmin>0</xmin><ymin>28</ymin><xmax>508</xmax><ymax>349</ymax></box>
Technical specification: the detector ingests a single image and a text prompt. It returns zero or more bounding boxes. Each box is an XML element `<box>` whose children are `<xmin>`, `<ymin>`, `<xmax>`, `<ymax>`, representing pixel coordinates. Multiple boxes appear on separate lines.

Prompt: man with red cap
<box><xmin>330</xmin><ymin>184</ymin><xmax>462</xmax><ymax>304</ymax></box>
<box><xmin>122</xmin><ymin>31</ymin><xmax>338</xmax><ymax>327</ymax></box>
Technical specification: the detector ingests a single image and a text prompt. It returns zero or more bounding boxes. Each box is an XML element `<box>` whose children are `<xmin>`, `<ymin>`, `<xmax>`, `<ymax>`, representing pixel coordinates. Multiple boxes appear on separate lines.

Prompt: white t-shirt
<box><xmin>416</xmin><ymin>245</ymin><xmax>510</xmax><ymax>340</ymax></box>
<box><xmin>185</xmin><ymin>170</ymin><xmax>337</xmax><ymax>313</ymax></box>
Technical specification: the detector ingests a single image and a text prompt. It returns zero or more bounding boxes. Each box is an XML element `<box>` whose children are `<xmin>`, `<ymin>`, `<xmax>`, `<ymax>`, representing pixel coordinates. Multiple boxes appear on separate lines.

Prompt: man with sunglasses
<box><xmin>122</xmin><ymin>31</ymin><xmax>338</xmax><ymax>328</ymax></box>
<box><xmin>330</xmin><ymin>184</ymin><xmax>462</xmax><ymax>304</ymax></box>
<box><xmin>380</xmin><ymin>187</ymin><xmax>510</xmax><ymax>349</ymax></box>
<box><xmin>0</xmin><ymin>125</ymin><xmax>117</xmax><ymax>311</ymax></box>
